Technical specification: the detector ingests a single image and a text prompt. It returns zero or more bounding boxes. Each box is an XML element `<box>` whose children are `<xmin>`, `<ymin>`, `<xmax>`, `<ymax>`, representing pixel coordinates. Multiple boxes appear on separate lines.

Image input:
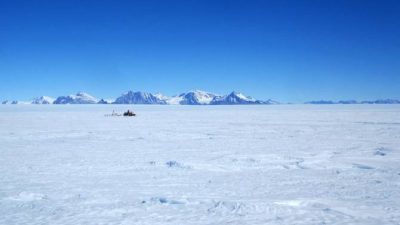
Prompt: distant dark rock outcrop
<box><xmin>97</xmin><ymin>99</ymin><xmax>109</xmax><ymax>104</ymax></box>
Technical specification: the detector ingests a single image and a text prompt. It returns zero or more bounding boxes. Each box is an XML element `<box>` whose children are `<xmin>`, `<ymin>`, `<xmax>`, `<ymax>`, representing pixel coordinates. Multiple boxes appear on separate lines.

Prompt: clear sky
<box><xmin>0</xmin><ymin>0</ymin><xmax>399</xmax><ymax>102</ymax></box>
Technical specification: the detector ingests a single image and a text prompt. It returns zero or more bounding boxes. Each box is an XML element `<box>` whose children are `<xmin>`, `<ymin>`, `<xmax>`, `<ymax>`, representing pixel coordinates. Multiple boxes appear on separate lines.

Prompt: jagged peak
<box><xmin>10</xmin><ymin>90</ymin><xmax>279</xmax><ymax>105</ymax></box>
<box><xmin>113</xmin><ymin>91</ymin><xmax>165</xmax><ymax>104</ymax></box>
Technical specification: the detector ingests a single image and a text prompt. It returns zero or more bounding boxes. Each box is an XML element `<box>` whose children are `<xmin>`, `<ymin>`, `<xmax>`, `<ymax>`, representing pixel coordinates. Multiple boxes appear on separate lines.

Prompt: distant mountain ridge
<box><xmin>1</xmin><ymin>90</ymin><xmax>278</xmax><ymax>105</ymax></box>
<box><xmin>178</xmin><ymin>90</ymin><xmax>217</xmax><ymax>105</ymax></box>
<box><xmin>112</xmin><ymin>90</ymin><xmax>278</xmax><ymax>105</ymax></box>
<box><xmin>54</xmin><ymin>92</ymin><xmax>98</xmax><ymax>104</ymax></box>
<box><xmin>32</xmin><ymin>96</ymin><xmax>55</xmax><ymax>104</ymax></box>
<box><xmin>3</xmin><ymin>91</ymin><xmax>400</xmax><ymax>105</ymax></box>
<box><xmin>211</xmin><ymin>91</ymin><xmax>260</xmax><ymax>105</ymax></box>
<box><xmin>159</xmin><ymin>90</ymin><xmax>219</xmax><ymax>105</ymax></box>
<box><xmin>305</xmin><ymin>99</ymin><xmax>400</xmax><ymax>104</ymax></box>
<box><xmin>113</xmin><ymin>91</ymin><xmax>166</xmax><ymax>104</ymax></box>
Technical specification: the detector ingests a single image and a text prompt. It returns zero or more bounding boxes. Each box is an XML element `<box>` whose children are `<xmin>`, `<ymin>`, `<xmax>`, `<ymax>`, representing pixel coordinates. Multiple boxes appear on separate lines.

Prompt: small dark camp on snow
<box><xmin>123</xmin><ymin>110</ymin><xmax>136</xmax><ymax>117</ymax></box>
<box><xmin>104</xmin><ymin>110</ymin><xmax>136</xmax><ymax>117</ymax></box>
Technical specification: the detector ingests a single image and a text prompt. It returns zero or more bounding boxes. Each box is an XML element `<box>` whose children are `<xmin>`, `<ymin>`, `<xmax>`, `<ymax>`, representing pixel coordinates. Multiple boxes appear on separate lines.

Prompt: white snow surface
<box><xmin>0</xmin><ymin>105</ymin><xmax>400</xmax><ymax>225</ymax></box>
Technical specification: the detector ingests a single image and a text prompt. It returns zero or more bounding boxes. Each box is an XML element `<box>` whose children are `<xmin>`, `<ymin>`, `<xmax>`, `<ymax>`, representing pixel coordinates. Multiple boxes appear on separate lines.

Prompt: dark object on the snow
<box><xmin>123</xmin><ymin>110</ymin><xmax>136</xmax><ymax>117</ymax></box>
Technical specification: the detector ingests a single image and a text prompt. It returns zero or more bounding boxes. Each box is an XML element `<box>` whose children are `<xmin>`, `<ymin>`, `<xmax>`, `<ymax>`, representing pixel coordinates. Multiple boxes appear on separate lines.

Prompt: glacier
<box><xmin>0</xmin><ymin>104</ymin><xmax>399</xmax><ymax>224</ymax></box>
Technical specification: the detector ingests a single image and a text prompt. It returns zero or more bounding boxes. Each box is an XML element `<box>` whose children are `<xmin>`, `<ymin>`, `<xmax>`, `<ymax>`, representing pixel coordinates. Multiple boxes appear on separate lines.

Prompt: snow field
<box><xmin>0</xmin><ymin>105</ymin><xmax>399</xmax><ymax>224</ymax></box>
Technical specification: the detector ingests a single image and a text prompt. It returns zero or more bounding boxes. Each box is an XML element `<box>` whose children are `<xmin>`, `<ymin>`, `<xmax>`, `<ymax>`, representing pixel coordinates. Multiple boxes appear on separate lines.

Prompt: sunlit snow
<box><xmin>0</xmin><ymin>105</ymin><xmax>399</xmax><ymax>224</ymax></box>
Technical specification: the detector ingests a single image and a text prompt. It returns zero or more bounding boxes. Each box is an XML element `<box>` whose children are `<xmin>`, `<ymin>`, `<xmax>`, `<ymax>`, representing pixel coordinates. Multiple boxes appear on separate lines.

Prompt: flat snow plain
<box><xmin>0</xmin><ymin>105</ymin><xmax>399</xmax><ymax>225</ymax></box>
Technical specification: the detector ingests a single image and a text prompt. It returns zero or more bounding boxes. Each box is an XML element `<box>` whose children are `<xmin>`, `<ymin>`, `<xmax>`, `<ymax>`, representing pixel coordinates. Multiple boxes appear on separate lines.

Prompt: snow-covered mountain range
<box><xmin>111</xmin><ymin>90</ymin><xmax>277</xmax><ymax>105</ymax></box>
<box><xmin>305</xmin><ymin>99</ymin><xmax>400</xmax><ymax>104</ymax></box>
<box><xmin>1</xmin><ymin>90</ymin><xmax>279</xmax><ymax>105</ymax></box>
<box><xmin>113</xmin><ymin>91</ymin><xmax>166</xmax><ymax>104</ymax></box>
<box><xmin>159</xmin><ymin>90</ymin><xmax>218</xmax><ymax>105</ymax></box>
<box><xmin>32</xmin><ymin>96</ymin><xmax>55</xmax><ymax>104</ymax></box>
<box><xmin>211</xmin><ymin>91</ymin><xmax>265</xmax><ymax>105</ymax></box>
<box><xmin>53</xmin><ymin>92</ymin><xmax>98</xmax><ymax>104</ymax></box>
<box><xmin>177</xmin><ymin>90</ymin><xmax>217</xmax><ymax>105</ymax></box>
<box><xmin>4</xmin><ymin>90</ymin><xmax>399</xmax><ymax>105</ymax></box>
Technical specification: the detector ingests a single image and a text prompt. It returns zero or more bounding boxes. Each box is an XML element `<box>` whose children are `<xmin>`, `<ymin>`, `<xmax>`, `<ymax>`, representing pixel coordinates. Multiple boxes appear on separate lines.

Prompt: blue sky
<box><xmin>0</xmin><ymin>0</ymin><xmax>399</xmax><ymax>102</ymax></box>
